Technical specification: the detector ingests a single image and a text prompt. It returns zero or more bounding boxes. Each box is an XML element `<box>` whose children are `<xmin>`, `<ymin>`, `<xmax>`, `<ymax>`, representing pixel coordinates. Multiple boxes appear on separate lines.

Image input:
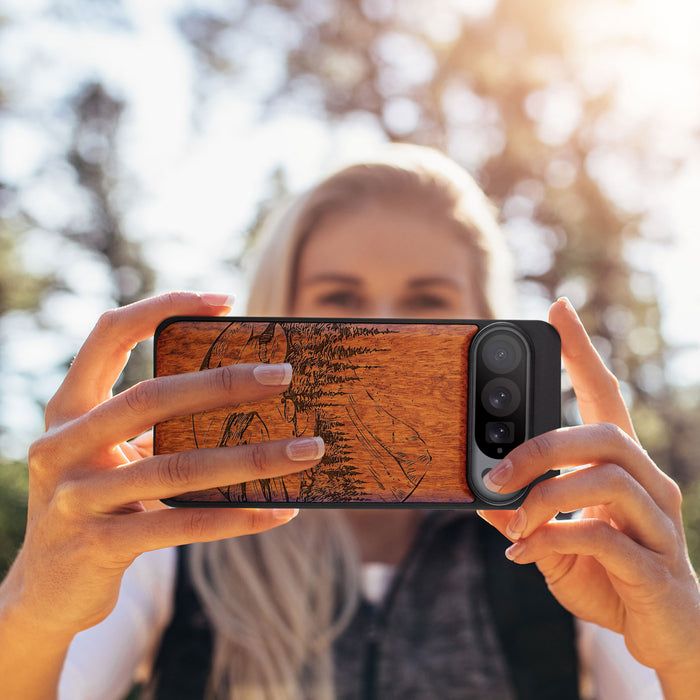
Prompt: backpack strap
<box><xmin>476</xmin><ymin>515</ymin><xmax>580</xmax><ymax>700</ymax></box>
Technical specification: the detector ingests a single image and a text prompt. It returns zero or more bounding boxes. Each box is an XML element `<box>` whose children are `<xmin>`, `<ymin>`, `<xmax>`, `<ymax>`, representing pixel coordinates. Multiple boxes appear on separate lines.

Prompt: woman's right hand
<box><xmin>1</xmin><ymin>292</ymin><xmax>324</xmax><ymax>642</ymax></box>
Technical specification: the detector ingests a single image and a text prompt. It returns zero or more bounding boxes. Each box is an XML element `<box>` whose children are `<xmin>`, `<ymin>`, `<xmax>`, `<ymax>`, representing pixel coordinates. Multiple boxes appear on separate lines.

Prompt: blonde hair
<box><xmin>189</xmin><ymin>512</ymin><xmax>359</xmax><ymax>700</ymax></box>
<box><xmin>246</xmin><ymin>143</ymin><xmax>514</xmax><ymax>317</ymax></box>
<box><xmin>188</xmin><ymin>145</ymin><xmax>514</xmax><ymax>699</ymax></box>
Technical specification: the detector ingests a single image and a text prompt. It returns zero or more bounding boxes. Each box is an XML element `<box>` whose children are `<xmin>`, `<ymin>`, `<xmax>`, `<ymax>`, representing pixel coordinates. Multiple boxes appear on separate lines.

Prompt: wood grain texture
<box><xmin>154</xmin><ymin>319</ymin><xmax>478</xmax><ymax>505</ymax></box>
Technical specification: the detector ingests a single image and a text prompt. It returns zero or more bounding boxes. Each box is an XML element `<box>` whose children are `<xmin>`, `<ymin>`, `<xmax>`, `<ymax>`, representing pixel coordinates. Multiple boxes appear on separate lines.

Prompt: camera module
<box><xmin>469</xmin><ymin>323</ymin><xmax>531</xmax><ymax>463</ymax></box>
<box><xmin>467</xmin><ymin>320</ymin><xmax>560</xmax><ymax>507</ymax></box>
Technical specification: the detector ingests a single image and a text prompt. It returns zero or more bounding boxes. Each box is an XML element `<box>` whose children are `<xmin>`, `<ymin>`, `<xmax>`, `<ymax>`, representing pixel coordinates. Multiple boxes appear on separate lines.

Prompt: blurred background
<box><xmin>1</xmin><ymin>0</ymin><xmax>699</xmax><ymax>574</ymax></box>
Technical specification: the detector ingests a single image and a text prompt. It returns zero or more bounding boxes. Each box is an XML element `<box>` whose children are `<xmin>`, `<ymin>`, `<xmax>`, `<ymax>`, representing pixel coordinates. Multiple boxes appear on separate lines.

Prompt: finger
<box><xmin>548</xmin><ymin>298</ymin><xmax>636</xmax><ymax>439</ymax></box>
<box><xmin>476</xmin><ymin>509</ymin><xmax>516</xmax><ymax>540</ymax></box>
<box><xmin>47</xmin><ymin>292</ymin><xmax>235</xmax><ymax>424</ymax></box>
<box><xmin>70</xmin><ymin>362</ymin><xmax>293</xmax><ymax>455</ymax></box>
<box><xmin>483</xmin><ymin>423</ymin><xmax>681</xmax><ymax>514</ymax></box>
<box><xmin>109</xmin><ymin>506</ymin><xmax>301</xmax><ymax>558</ymax></box>
<box><xmin>86</xmin><ymin>437</ymin><xmax>325</xmax><ymax>508</ymax></box>
<box><xmin>504</xmin><ymin>464</ymin><xmax>676</xmax><ymax>554</ymax></box>
<box><xmin>127</xmin><ymin>430</ymin><xmax>153</xmax><ymax>459</ymax></box>
<box><xmin>504</xmin><ymin>518</ymin><xmax>662</xmax><ymax>588</ymax></box>
<box><xmin>120</xmin><ymin>431</ymin><xmax>152</xmax><ymax>461</ymax></box>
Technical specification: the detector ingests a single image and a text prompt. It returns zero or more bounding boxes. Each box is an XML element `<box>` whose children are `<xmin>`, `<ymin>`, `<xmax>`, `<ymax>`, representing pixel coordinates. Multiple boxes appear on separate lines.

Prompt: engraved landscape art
<box><xmin>196</xmin><ymin>321</ymin><xmax>432</xmax><ymax>502</ymax></box>
<box><xmin>155</xmin><ymin>320</ymin><xmax>476</xmax><ymax>504</ymax></box>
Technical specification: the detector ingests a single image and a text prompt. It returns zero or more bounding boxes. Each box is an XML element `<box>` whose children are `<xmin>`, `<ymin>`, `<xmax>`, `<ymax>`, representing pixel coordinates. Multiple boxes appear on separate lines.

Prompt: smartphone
<box><xmin>153</xmin><ymin>317</ymin><xmax>560</xmax><ymax>509</ymax></box>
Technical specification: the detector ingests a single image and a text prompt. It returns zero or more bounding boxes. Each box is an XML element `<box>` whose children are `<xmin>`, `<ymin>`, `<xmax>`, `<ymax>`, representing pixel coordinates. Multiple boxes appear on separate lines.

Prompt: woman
<box><xmin>0</xmin><ymin>145</ymin><xmax>697</xmax><ymax>699</ymax></box>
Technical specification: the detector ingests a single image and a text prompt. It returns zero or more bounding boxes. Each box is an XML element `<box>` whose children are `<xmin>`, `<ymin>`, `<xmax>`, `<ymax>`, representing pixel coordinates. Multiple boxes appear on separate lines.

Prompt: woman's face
<box><xmin>292</xmin><ymin>202</ymin><xmax>485</xmax><ymax>319</ymax></box>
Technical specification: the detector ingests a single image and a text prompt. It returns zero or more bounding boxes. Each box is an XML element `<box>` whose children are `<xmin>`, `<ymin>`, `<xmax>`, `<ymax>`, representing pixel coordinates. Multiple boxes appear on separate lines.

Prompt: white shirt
<box><xmin>59</xmin><ymin>548</ymin><xmax>176</xmax><ymax>700</ymax></box>
<box><xmin>59</xmin><ymin>548</ymin><xmax>663</xmax><ymax>700</ymax></box>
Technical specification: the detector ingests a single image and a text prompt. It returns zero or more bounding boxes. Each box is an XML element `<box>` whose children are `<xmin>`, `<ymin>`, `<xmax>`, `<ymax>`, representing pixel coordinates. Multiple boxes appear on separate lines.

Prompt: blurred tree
<box><xmin>682</xmin><ymin>477</ymin><xmax>700</xmax><ymax>571</ymax></box>
<box><xmin>61</xmin><ymin>80</ymin><xmax>156</xmax><ymax>391</ymax></box>
<box><xmin>0</xmin><ymin>19</ymin><xmax>155</xmax><ymax>569</ymax></box>
<box><xmin>0</xmin><ymin>198</ymin><xmax>54</xmax><ymax>317</ymax></box>
<box><xmin>0</xmin><ymin>11</ymin><xmax>45</xmax><ymax>573</ymax></box>
<box><xmin>0</xmin><ymin>460</ymin><xmax>28</xmax><ymax>577</ymax></box>
<box><xmin>176</xmin><ymin>0</ymin><xmax>700</xmax><ymax>495</ymax></box>
<box><xmin>0</xmin><ymin>80</ymin><xmax>155</xmax><ymax>433</ymax></box>
<box><xmin>0</xmin><ymin>191</ymin><xmax>46</xmax><ymax>578</ymax></box>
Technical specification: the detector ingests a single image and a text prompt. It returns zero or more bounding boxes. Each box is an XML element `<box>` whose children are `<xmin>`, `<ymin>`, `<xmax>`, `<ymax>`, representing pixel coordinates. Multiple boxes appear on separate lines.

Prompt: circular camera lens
<box><xmin>486</xmin><ymin>421</ymin><xmax>514</xmax><ymax>444</ymax></box>
<box><xmin>489</xmin><ymin>386</ymin><xmax>511</xmax><ymax>411</ymax></box>
<box><xmin>481</xmin><ymin>377</ymin><xmax>521</xmax><ymax>417</ymax></box>
<box><xmin>482</xmin><ymin>334</ymin><xmax>523</xmax><ymax>374</ymax></box>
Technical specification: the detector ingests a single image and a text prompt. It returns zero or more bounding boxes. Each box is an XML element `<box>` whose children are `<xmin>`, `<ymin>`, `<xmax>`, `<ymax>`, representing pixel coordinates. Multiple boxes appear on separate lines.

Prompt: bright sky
<box><xmin>574</xmin><ymin>0</ymin><xmax>700</xmax><ymax>364</ymax></box>
<box><xmin>1</xmin><ymin>0</ymin><xmax>699</xmax><ymax>456</ymax></box>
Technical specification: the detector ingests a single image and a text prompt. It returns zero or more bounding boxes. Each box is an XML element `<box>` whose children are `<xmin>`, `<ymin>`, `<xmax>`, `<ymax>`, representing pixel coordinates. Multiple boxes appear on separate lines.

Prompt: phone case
<box><xmin>153</xmin><ymin>317</ymin><xmax>560</xmax><ymax>509</ymax></box>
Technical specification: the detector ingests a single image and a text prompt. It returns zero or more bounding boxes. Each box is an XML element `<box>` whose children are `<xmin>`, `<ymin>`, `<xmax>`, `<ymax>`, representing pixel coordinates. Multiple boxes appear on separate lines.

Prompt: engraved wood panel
<box><xmin>154</xmin><ymin>319</ymin><xmax>478</xmax><ymax>505</ymax></box>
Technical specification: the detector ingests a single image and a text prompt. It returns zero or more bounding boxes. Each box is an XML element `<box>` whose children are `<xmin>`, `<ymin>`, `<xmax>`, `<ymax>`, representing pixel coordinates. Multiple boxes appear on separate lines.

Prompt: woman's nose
<box><xmin>367</xmin><ymin>300</ymin><xmax>396</xmax><ymax>318</ymax></box>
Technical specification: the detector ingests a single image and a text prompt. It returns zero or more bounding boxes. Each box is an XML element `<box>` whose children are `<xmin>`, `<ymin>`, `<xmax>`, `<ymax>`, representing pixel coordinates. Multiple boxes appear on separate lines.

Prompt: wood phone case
<box><xmin>153</xmin><ymin>317</ymin><xmax>560</xmax><ymax>509</ymax></box>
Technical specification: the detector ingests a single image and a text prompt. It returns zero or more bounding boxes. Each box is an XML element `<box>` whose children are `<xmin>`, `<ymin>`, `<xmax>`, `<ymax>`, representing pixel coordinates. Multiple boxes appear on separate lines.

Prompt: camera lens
<box><xmin>486</xmin><ymin>421</ymin><xmax>514</xmax><ymax>444</ymax></box>
<box><xmin>482</xmin><ymin>334</ymin><xmax>523</xmax><ymax>374</ymax></box>
<box><xmin>489</xmin><ymin>387</ymin><xmax>511</xmax><ymax>411</ymax></box>
<box><xmin>481</xmin><ymin>378</ymin><xmax>521</xmax><ymax>417</ymax></box>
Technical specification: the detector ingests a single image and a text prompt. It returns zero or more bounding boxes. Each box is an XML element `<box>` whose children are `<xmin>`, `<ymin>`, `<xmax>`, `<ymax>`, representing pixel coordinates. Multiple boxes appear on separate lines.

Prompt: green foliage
<box><xmin>682</xmin><ymin>479</ymin><xmax>700</xmax><ymax>572</ymax></box>
<box><xmin>0</xmin><ymin>460</ymin><xmax>28</xmax><ymax>577</ymax></box>
<box><xmin>0</xmin><ymin>223</ymin><xmax>54</xmax><ymax>316</ymax></box>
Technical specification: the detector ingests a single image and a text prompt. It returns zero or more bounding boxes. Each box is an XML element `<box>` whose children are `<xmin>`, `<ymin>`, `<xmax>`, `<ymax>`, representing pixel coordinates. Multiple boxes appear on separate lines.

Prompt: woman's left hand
<box><xmin>478</xmin><ymin>298</ymin><xmax>700</xmax><ymax>697</ymax></box>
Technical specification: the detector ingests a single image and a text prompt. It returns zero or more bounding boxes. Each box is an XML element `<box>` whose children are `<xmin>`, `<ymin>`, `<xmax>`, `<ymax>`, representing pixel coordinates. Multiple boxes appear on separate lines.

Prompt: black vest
<box><xmin>148</xmin><ymin>514</ymin><xmax>579</xmax><ymax>699</ymax></box>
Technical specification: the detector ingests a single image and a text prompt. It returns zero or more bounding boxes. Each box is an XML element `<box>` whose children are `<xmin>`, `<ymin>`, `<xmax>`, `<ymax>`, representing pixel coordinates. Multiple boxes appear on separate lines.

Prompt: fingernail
<box><xmin>557</xmin><ymin>296</ymin><xmax>578</xmax><ymax>319</ymax></box>
<box><xmin>505</xmin><ymin>541</ymin><xmax>527</xmax><ymax>561</ymax></box>
<box><xmin>254</xmin><ymin>363</ymin><xmax>293</xmax><ymax>386</ymax></box>
<box><xmin>199</xmin><ymin>293</ymin><xmax>236</xmax><ymax>309</ymax></box>
<box><xmin>483</xmin><ymin>460</ymin><xmax>512</xmax><ymax>493</ymax></box>
<box><xmin>506</xmin><ymin>509</ymin><xmax>527</xmax><ymax>540</ymax></box>
<box><xmin>286</xmin><ymin>436</ymin><xmax>325</xmax><ymax>461</ymax></box>
<box><xmin>273</xmin><ymin>508</ymin><xmax>299</xmax><ymax>521</ymax></box>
